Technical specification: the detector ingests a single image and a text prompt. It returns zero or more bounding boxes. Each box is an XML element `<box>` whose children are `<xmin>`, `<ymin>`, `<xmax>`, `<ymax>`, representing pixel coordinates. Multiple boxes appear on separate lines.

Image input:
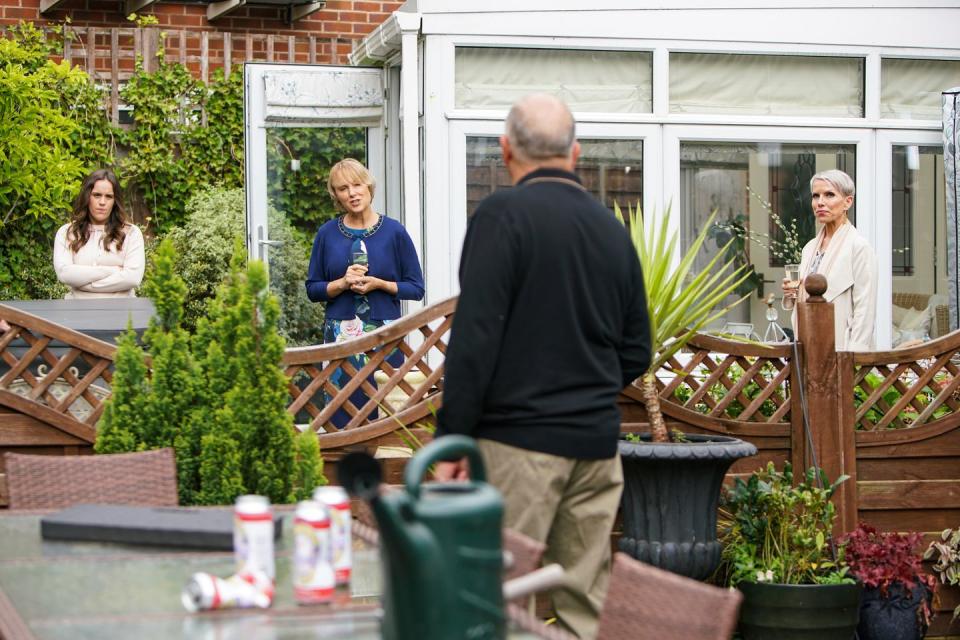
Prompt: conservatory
<box><xmin>244</xmin><ymin>1</ymin><xmax>960</xmax><ymax>349</ymax></box>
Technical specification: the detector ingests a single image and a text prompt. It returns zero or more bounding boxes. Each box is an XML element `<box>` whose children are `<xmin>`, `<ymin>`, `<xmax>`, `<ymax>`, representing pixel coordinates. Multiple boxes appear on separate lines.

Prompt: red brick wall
<box><xmin>1</xmin><ymin>0</ymin><xmax>403</xmax><ymax>66</ymax></box>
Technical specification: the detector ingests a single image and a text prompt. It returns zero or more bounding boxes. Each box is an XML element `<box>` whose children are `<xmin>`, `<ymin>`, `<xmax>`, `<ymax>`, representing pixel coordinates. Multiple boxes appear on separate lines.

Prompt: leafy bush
<box><xmin>925</xmin><ymin>527</ymin><xmax>960</xmax><ymax>619</ymax></box>
<box><xmin>0</xmin><ymin>22</ymin><xmax>112</xmax><ymax>300</ymax></box>
<box><xmin>164</xmin><ymin>186</ymin><xmax>324</xmax><ymax>345</ymax></box>
<box><xmin>718</xmin><ymin>462</ymin><xmax>852</xmax><ymax>586</ymax></box>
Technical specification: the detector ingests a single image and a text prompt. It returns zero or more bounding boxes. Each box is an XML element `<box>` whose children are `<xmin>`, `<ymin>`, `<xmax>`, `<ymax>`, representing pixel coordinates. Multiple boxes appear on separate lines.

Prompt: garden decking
<box><xmin>2</xmin><ymin>296</ymin><xmax>960</xmax><ymax>634</ymax></box>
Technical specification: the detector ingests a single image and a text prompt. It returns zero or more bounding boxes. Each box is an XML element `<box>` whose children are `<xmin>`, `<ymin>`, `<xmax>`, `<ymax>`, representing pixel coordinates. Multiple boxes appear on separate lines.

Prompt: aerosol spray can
<box><xmin>293</xmin><ymin>499</ymin><xmax>335</xmax><ymax>604</ymax></box>
<box><xmin>181</xmin><ymin>570</ymin><xmax>274</xmax><ymax>612</ymax></box>
<box><xmin>234</xmin><ymin>494</ymin><xmax>275</xmax><ymax>582</ymax></box>
<box><xmin>313</xmin><ymin>486</ymin><xmax>352</xmax><ymax>585</ymax></box>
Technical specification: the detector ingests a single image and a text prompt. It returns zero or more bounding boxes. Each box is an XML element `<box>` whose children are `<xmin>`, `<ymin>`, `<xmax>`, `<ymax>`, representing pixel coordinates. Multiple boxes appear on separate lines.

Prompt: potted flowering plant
<box><xmin>717</xmin><ymin>462</ymin><xmax>860</xmax><ymax>639</ymax></box>
<box><xmin>841</xmin><ymin>523</ymin><xmax>937</xmax><ymax>640</ymax></box>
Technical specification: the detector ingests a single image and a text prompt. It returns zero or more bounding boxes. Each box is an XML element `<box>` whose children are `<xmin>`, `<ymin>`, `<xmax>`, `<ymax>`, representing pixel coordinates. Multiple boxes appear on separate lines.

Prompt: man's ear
<box><xmin>500</xmin><ymin>135</ymin><xmax>513</xmax><ymax>165</ymax></box>
<box><xmin>570</xmin><ymin>141</ymin><xmax>581</xmax><ymax>168</ymax></box>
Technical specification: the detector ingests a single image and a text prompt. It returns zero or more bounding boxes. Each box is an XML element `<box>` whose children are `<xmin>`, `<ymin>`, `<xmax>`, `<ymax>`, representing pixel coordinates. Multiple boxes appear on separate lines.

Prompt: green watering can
<box><xmin>340</xmin><ymin>435</ymin><xmax>506</xmax><ymax>640</ymax></box>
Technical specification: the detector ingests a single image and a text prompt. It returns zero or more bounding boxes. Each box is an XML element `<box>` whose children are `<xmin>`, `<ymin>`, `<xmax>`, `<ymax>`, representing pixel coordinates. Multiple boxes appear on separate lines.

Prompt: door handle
<box><xmin>256</xmin><ymin>226</ymin><xmax>284</xmax><ymax>261</ymax></box>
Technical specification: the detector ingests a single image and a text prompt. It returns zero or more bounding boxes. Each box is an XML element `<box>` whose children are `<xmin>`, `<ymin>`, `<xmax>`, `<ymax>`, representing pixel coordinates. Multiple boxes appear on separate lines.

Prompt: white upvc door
<box><xmin>243</xmin><ymin>62</ymin><xmax>387</xmax><ymax>265</ymax></box>
<box><xmin>433</xmin><ymin>120</ymin><xmax>661</xmax><ymax>302</ymax></box>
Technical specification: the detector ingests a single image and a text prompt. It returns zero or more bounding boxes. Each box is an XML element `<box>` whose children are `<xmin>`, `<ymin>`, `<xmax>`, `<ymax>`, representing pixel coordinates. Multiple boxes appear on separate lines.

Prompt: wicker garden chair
<box><xmin>4</xmin><ymin>448</ymin><xmax>179</xmax><ymax>510</ymax></box>
<box><xmin>595</xmin><ymin>552</ymin><xmax>743</xmax><ymax>640</ymax></box>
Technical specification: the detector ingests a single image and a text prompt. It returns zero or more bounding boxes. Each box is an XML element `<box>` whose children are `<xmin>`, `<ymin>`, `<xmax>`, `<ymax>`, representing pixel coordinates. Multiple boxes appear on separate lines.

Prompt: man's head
<box><xmin>501</xmin><ymin>94</ymin><xmax>580</xmax><ymax>181</ymax></box>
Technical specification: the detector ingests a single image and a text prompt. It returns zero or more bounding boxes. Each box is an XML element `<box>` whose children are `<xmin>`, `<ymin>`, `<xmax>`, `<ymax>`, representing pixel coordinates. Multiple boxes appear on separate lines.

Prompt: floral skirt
<box><xmin>323</xmin><ymin>316</ymin><xmax>399</xmax><ymax>430</ymax></box>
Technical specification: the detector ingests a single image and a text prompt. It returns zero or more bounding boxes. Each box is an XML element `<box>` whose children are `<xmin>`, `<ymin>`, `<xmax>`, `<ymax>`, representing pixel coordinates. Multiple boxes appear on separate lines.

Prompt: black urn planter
<box><xmin>738</xmin><ymin>581</ymin><xmax>863</xmax><ymax>640</ymax></box>
<box><xmin>857</xmin><ymin>583</ymin><xmax>933</xmax><ymax>640</ymax></box>
<box><xmin>617</xmin><ymin>433</ymin><xmax>757</xmax><ymax>580</ymax></box>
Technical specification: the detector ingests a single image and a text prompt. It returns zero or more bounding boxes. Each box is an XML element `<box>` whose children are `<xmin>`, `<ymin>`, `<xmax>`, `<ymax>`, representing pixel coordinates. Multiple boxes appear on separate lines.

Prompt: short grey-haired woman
<box><xmin>782</xmin><ymin>169</ymin><xmax>877</xmax><ymax>351</ymax></box>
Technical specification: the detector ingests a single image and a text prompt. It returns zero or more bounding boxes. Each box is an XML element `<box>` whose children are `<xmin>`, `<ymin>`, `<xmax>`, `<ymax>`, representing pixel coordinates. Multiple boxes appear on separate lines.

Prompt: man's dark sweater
<box><xmin>435</xmin><ymin>167</ymin><xmax>652</xmax><ymax>460</ymax></box>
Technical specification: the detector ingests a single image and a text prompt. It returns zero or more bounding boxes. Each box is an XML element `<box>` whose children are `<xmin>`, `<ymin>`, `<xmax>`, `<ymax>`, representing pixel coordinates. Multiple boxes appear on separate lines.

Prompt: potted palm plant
<box><xmin>718</xmin><ymin>462</ymin><xmax>861</xmax><ymax>639</ymax></box>
<box><xmin>843</xmin><ymin>523</ymin><xmax>937</xmax><ymax>640</ymax></box>
<box><xmin>615</xmin><ymin>204</ymin><xmax>760</xmax><ymax>579</ymax></box>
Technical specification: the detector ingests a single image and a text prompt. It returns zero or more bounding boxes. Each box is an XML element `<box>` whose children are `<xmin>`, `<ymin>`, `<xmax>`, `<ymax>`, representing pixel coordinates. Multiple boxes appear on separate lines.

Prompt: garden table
<box><xmin>0</xmin><ymin>508</ymin><xmax>382</xmax><ymax>640</ymax></box>
<box><xmin>0</xmin><ymin>508</ymin><xmax>541</xmax><ymax>640</ymax></box>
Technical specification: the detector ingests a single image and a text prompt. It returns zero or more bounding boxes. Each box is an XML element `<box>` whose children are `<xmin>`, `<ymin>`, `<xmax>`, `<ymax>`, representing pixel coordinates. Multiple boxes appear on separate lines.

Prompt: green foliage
<box><xmin>616</xmin><ymin>203</ymin><xmax>755</xmax><ymax>442</ymax></box>
<box><xmin>118</xmin><ymin>55</ymin><xmax>201</xmax><ymax>232</ymax></box>
<box><xmin>291</xmin><ymin>430</ymin><xmax>326</xmax><ymax>501</ymax></box>
<box><xmin>718</xmin><ymin>462</ymin><xmax>852</xmax><ymax>586</ymax></box>
<box><xmin>165</xmin><ymin>186</ymin><xmax>324</xmax><ymax>345</ymax></box>
<box><xmin>267</xmin><ymin>127</ymin><xmax>366</xmax><ymax>241</ymax></box>
<box><xmin>616</xmin><ymin>204</ymin><xmax>754</xmax><ymax>377</ymax></box>
<box><xmin>925</xmin><ymin>527</ymin><xmax>960</xmax><ymax>619</ymax></box>
<box><xmin>197</xmin><ymin>249</ymin><xmax>297</xmax><ymax>503</ymax></box>
<box><xmin>94</xmin><ymin>325</ymin><xmax>147</xmax><ymax>454</ymax></box>
<box><xmin>0</xmin><ymin>22</ymin><xmax>113</xmax><ymax>299</ymax></box>
<box><xmin>138</xmin><ymin>240</ymin><xmax>199</xmax><ymax>451</ymax></box>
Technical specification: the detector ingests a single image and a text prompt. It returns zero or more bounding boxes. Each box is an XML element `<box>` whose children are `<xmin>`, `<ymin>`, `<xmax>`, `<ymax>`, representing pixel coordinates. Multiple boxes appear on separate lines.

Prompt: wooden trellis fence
<box><xmin>2</xmin><ymin>289</ymin><xmax>960</xmax><ymax>632</ymax></box>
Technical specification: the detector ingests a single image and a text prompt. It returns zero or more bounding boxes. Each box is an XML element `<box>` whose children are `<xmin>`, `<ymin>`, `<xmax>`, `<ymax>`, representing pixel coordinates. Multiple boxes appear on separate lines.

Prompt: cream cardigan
<box><xmin>53</xmin><ymin>223</ymin><xmax>145</xmax><ymax>299</ymax></box>
<box><xmin>793</xmin><ymin>222</ymin><xmax>877</xmax><ymax>351</ymax></box>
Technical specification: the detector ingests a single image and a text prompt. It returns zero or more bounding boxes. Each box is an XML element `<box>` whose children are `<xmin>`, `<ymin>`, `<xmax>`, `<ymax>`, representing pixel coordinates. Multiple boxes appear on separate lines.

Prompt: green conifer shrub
<box><xmin>95</xmin><ymin>238</ymin><xmax>326</xmax><ymax>504</ymax></box>
<box><xmin>94</xmin><ymin>326</ymin><xmax>147</xmax><ymax>454</ymax></box>
<box><xmin>292</xmin><ymin>429</ymin><xmax>327</xmax><ymax>500</ymax></box>
<box><xmin>138</xmin><ymin>239</ymin><xmax>199</xmax><ymax>451</ymax></box>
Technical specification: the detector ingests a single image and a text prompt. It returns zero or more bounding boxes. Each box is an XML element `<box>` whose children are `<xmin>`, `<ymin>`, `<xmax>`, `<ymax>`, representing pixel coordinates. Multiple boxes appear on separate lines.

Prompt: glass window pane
<box><xmin>679</xmin><ymin>142</ymin><xmax>856</xmax><ymax>333</ymax></box>
<box><xmin>670</xmin><ymin>53</ymin><xmax>864</xmax><ymax>117</ymax></box>
<box><xmin>891</xmin><ymin>145</ymin><xmax>950</xmax><ymax>344</ymax></box>
<box><xmin>455</xmin><ymin>47</ymin><xmax>652</xmax><ymax>113</ymax></box>
<box><xmin>881</xmin><ymin>59</ymin><xmax>960</xmax><ymax>120</ymax></box>
<box><xmin>465</xmin><ymin>136</ymin><xmax>643</xmax><ymax>216</ymax></box>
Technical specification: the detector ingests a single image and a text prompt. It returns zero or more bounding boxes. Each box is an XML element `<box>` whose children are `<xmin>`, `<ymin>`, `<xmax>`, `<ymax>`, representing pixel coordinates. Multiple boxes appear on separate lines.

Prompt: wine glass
<box><xmin>782</xmin><ymin>263</ymin><xmax>801</xmax><ymax>311</ymax></box>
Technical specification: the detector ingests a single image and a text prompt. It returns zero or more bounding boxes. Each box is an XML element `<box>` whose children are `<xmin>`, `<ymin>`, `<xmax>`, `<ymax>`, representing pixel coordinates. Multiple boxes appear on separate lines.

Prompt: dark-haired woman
<box><xmin>53</xmin><ymin>169</ymin><xmax>145</xmax><ymax>298</ymax></box>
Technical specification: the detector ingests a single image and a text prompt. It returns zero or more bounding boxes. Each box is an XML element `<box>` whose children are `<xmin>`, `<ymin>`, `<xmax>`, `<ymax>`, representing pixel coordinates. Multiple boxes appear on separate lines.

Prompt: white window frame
<box><xmin>876</xmin><ymin>129</ymin><xmax>946</xmax><ymax>347</ymax></box>
<box><xmin>430</xmin><ymin>120</ymin><xmax>661</xmax><ymax>301</ymax></box>
<box><xmin>663</xmin><ymin>124</ymin><xmax>879</xmax><ymax>343</ymax></box>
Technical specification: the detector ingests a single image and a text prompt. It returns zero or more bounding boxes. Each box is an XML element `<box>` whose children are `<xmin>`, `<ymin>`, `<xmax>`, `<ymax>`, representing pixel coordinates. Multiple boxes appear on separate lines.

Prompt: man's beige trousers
<box><xmin>478</xmin><ymin>439</ymin><xmax>624</xmax><ymax>640</ymax></box>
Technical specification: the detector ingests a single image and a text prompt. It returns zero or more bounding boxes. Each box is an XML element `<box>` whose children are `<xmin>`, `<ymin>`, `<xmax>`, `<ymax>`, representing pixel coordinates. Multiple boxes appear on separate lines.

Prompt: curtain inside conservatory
<box><xmin>883</xmin><ymin>59</ymin><xmax>960</xmax><ymax>120</ymax></box>
<box><xmin>455</xmin><ymin>47</ymin><xmax>652</xmax><ymax>113</ymax></box>
<box><xmin>670</xmin><ymin>53</ymin><xmax>863</xmax><ymax>117</ymax></box>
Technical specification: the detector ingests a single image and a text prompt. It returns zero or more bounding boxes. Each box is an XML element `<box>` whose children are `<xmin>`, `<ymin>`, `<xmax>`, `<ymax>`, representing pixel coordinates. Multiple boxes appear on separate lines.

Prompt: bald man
<box><xmin>435</xmin><ymin>94</ymin><xmax>652</xmax><ymax>639</ymax></box>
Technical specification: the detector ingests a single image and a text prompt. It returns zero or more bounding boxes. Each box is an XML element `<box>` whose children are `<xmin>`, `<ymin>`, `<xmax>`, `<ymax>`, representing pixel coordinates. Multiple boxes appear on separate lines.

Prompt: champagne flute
<box><xmin>782</xmin><ymin>263</ymin><xmax>801</xmax><ymax>311</ymax></box>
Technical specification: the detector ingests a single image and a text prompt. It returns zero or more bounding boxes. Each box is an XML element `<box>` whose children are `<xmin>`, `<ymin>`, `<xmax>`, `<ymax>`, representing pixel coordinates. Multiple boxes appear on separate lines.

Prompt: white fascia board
<box><xmin>415</xmin><ymin>0</ymin><xmax>960</xmax><ymax>12</ymax></box>
<box><xmin>419</xmin><ymin>7</ymin><xmax>960</xmax><ymax>51</ymax></box>
<box><xmin>351</xmin><ymin>10</ymin><xmax>421</xmax><ymax>66</ymax></box>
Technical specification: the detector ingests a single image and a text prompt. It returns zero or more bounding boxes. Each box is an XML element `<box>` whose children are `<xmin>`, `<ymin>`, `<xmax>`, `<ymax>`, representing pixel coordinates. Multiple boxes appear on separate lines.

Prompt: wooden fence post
<box><xmin>795</xmin><ymin>273</ymin><xmax>858</xmax><ymax>536</ymax></box>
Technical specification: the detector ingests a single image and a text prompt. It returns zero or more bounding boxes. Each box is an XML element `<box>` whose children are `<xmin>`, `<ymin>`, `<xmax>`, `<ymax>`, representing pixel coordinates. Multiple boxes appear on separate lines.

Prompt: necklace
<box><xmin>337</xmin><ymin>213</ymin><xmax>383</xmax><ymax>239</ymax></box>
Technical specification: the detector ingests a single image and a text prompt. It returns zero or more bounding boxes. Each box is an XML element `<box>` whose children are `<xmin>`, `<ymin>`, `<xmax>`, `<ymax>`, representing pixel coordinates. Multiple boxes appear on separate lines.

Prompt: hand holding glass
<box><xmin>781</xmin><ymin>264</ymin><xmax>801</xmax><ymax>311</ymax></box>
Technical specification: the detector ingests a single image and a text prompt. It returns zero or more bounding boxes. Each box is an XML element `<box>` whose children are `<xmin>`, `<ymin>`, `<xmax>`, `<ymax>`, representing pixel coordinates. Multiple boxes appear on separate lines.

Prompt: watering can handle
<box><xmin>404</xmin><ymin>435</ymin><xmax>486</xmax><ymax>498</ymax></box>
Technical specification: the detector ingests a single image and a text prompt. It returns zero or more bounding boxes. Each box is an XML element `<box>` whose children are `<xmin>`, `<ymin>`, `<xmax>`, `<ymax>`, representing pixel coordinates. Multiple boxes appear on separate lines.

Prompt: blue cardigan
<box><xmin>305</xmin><ymin>215</ymin><xmax>425</xmax><ymax>321</ymax></box>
